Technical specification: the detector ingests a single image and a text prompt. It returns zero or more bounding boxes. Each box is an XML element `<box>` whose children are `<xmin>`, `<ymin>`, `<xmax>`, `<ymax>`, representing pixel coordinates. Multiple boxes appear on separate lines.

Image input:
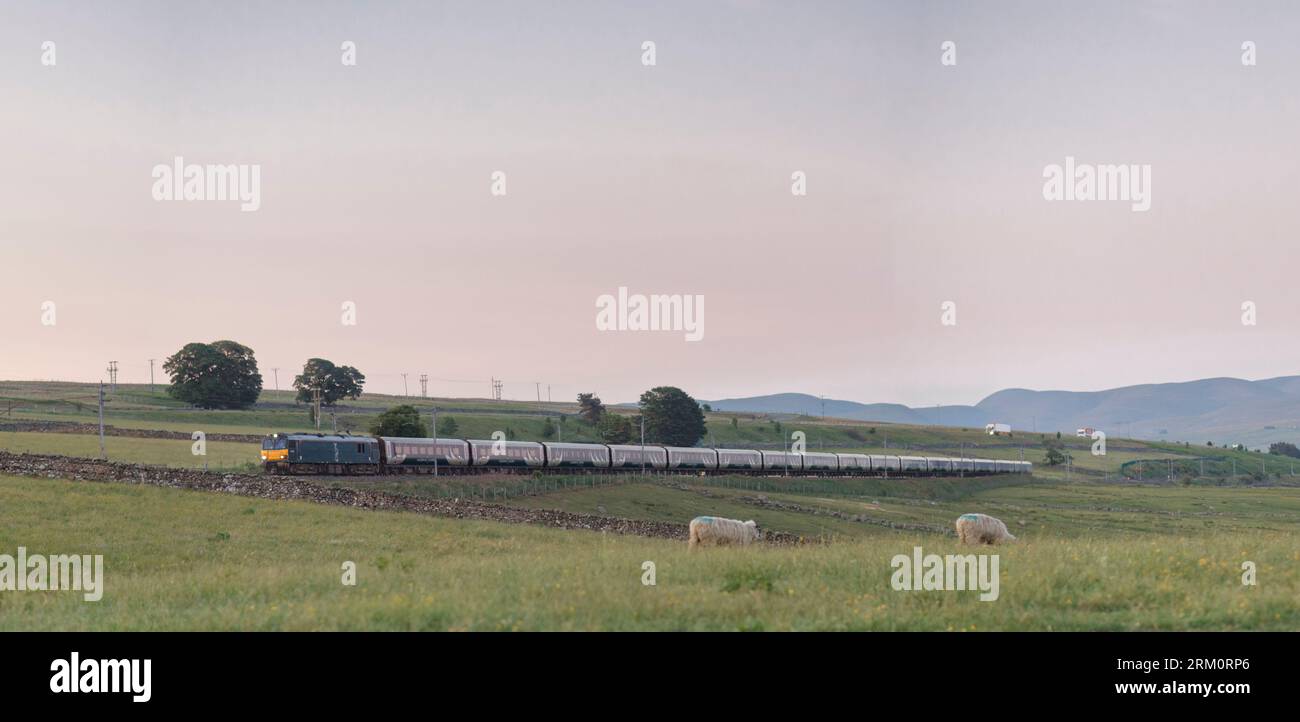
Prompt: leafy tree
<box><xmin>639</xmin><ymin>386</ymin><xmax>706</xmax><ymax>447</ymax></box>
<box><xmin>577</xmin><ymin>393</ymin><xmax>606</xmax><ymax>424</ymax></box>
<box><xmin>437</xmin><ymin>416</ymin><xmax>459</xmax><ymax>436</ymax></box>
<box><xmin>1042</xmin><ymin>437</ymin><xmax>1066</xmax><ymax>466</ymax></box>
<box><xmin>731</xmin><ymin>417</ymin><xmax>739</xmax><ymax>429</ymax></box>
<box><xmin>293</xmin><ymin>358</ymin><xmax>365</xmax><ymax>406</ymax></box>
<box><xmin>701</xmin><ymin>403</ymin><xmax>712</xmax><ymax>412</ymax></box>
<box><xmin>1268</xmin><ymin>442</ymin><xmax>1300</xmax><ymax>459</ymax></box>
<box><xmin>369</xmin><ymin>405</ymin><xmax>428</xmax><ymax>437</ymax></box>
<box><xmin>163</xmin><ymin>340</ymin><xmax>262</xmax><ymax>409</ymax></box>
<box><xmin>597</xmin><ymin>413</ymin><xmax>634</xmax><ymax>444</ymax></box>
<box><xmin>541</xmin><ymin>417</ymin><xmax>556</xmax><ymax>439</ymax></box>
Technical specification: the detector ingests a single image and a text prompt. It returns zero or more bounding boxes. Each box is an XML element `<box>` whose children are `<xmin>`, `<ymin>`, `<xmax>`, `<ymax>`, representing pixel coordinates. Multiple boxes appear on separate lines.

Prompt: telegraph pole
<box><xmin>106</xmin><ymin>361</ymin><xmax>118</xmax><ymax>392</ymax></box>
<box><xmin>432</xmin><ymin>406</ymin><xmax>438</xmax><ymax>477</ymax></box>
<box><xmin>148</xmin><ymin>359</ymin><xmax>156</xmax><ymax>392</ymax></box>
<box><xmin>402</xmin><ymin>373</ymin><xmax>409</xmax><ymax>397</ymax></box>
<box><xmin>535</xmin><ymin>382</ymin><xmax>541</xmax><ymax>404</ymax></box>
<box><xmin>313</xmin><ymin>387</ymin><xmax>322</xmax><ymax>430</ymax></box>
<box><xmin>419</xmin><ymin>374</ymin><xmax>428</xmax><ymax>398</ymax></box>
<box><xmin>272</xmin><ymin>368</ymin><xmax>280</xmax><ymax>392</ymax></box>
<box><xmin>97</xmin><ymin>381</ymin><xmax>106</xmax><ymax>459</ymax></box>
<box><xmin>640</xmin><ymin>415</ymin><xmax>646</xmax><ymax>475</ymax></box>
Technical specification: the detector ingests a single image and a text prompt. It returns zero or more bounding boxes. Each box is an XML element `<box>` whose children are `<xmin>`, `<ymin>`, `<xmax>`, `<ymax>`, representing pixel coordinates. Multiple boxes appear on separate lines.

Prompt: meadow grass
<box><xmin>0</xmin><ymin>431</ymin><xmax>260</xmax><ymax>470</ymax></box>
<box><xmin>4</xmin><ymin>381</ymin><xmax>1285</xmax><ymax>484</ymax></box>
<box><xmin>1</xmin><ymin>474</ymin><xmax>1295</xmax><ymax>631</ymax></box>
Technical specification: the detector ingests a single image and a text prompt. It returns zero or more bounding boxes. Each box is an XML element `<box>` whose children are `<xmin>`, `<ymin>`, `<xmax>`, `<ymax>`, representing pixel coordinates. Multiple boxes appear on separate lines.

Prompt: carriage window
<box><xmin>357</xmin><ymin>443</ymin><xmax>366</xmax><ymax>454</ymax></box>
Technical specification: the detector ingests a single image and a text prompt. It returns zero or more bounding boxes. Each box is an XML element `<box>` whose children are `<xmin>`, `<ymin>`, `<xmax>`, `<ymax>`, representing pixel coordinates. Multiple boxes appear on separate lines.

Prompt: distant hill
<box><xmin>705</xmin><ymin>376</ymin><xmax>1300</xmax><ymax>446</ymax></box>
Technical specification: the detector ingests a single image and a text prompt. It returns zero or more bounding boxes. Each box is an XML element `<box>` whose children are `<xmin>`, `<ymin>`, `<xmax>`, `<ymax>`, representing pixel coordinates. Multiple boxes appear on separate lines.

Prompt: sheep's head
<box><xmin>745</xmin><ymin>520</ymin><xmax>762</xmax><ymax>540</ymax></box>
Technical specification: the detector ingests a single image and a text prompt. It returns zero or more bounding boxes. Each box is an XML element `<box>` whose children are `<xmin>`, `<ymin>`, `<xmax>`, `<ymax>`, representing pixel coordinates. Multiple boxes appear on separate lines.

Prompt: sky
<box><xmin>1</xmin><ymin>1</ymin><xmax>1298</xmax><ymax>406</ymax></box>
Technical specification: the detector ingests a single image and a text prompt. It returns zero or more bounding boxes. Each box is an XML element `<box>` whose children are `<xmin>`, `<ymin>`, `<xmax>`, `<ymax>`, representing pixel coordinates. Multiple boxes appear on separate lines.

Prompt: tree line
<box><xmin>161</xmin><ymin>340</ymin><xmax>710</xmax><ymax>447</ymax></box>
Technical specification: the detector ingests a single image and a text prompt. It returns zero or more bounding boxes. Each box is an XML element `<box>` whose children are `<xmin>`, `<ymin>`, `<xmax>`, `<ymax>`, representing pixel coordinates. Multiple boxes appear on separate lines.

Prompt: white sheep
<box><xmin>955</xmin><ymin>513</ymin><xmax>1016</xmax><ymax>545</ymax></box>
<box><xmin>688</xmin><ymin>516</ymin><xmax>761</xmax><ymax>549</ymax></box>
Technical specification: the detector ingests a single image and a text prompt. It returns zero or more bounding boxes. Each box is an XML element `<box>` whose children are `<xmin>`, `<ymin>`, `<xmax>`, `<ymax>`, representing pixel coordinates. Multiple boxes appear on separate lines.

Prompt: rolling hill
<box><xmin>707</xmin><ymin>376</ymin><xmax>1300</xmax><ymax>447</ymax></box>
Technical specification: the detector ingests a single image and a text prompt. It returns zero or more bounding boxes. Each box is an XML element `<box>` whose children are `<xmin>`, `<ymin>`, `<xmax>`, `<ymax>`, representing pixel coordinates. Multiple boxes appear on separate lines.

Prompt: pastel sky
<box><xmin>2</xmin><ymin>1</ymin><xmax>1298</xmax><ymax>405</ymax></box>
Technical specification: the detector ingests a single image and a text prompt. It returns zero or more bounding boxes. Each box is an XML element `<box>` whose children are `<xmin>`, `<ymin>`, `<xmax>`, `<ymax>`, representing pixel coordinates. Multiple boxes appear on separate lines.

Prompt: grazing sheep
<box><xmin>688</xmin><ymin>516</ymin><xmax>761</xmax><ymax>549</ymax></box>
<box><xmin>955</xmin><ymin>513</ymin><xmax>1016</xmax><ymax>545</ymax></box>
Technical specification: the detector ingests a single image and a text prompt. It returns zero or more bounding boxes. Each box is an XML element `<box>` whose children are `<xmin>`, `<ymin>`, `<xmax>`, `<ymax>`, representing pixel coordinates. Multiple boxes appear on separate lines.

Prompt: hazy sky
<box><xmin>2</xmin><ymin>1</ymin><xmax>1298</xmax><ymax>405</ymax></box>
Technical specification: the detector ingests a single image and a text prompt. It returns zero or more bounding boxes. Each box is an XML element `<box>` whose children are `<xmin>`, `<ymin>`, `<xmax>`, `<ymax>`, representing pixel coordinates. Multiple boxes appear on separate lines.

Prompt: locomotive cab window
<box><xmin>357</xmin><ymin>443</ymin><xmax>366</xmax><ymax>454</ymax></box>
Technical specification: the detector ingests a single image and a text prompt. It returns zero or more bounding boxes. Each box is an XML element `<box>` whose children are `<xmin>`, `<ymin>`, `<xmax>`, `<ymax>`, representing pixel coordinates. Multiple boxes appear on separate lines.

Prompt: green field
<box><xmin>0</xmin><ymin>431</ymin><xmax>260</xmax><ymax>471</ymax></box>
<box><xmin>2</xmin><ymin>474</ymin><xmax>1295</xmax><ymax>631</ymax></box>
<box><xmin>2</xmin><ymin>380</ymin><xmax>1291</xmax><ymax>484</ymax></box>
<box><xmin>3</xmin><ymin>379</ymin><xmax>1298</xmax><ymax>630</ymax></box>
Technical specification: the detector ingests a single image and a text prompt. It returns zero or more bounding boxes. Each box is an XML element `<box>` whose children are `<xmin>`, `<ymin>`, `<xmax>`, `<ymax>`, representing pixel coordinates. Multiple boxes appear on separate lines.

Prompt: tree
<box><xmin>639</xmin><ymin>386</ymin><xmax>706</xmax><ymax>447</ymax></box>
<box><xmin>293</xmin><ymin>358</ymin><xmax>365</xmax><ymax>406</ymax></box>
<box><xmin>577</xmin><ymin>393</ymin><xmax>606</xmax><ymax>424</ymax></box>
<box><xmin>597</xmin><ymin>413</ymin><xmax>634</xmax><ymax>444</ymax></box>
<box><xmin>1268</xmin><ymin>442</ymin><xmax>1300</xmax><ymax>459</ymax></box>
<box><xmin>163</xmin><ymin>340</ymin><xmax>262</xmax><ymax>409</ymax></box>
<box><xmin>1042</xmin><ymin>437</ymin><xmax>1066</xmax><ymax>466</ymax></box>
<box><xmin>541</xmin><ymin>417</ymin><xmax>556</xmax><ymax>439</ymax></box>
<box><xmin>369</xmin><ymin>405</ymin><xmax>428</xmax><ymax>437</ymax></box>
<box><xmin>437</xmin><ymin>416</ymin><xmax>459</xmax><ymax>436</ymax></box>
<box><xmin>701</xmin><ymin>403</ymin><xmax>712</xmax><ymax>412</ymax></box>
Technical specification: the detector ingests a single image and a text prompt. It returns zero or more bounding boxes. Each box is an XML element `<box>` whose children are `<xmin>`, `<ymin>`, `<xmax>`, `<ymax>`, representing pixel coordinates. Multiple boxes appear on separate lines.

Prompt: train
<box><xmin>260</xmin><ymin>433</ymin><xmax>1032</xmax><ymax>477</ymax></box>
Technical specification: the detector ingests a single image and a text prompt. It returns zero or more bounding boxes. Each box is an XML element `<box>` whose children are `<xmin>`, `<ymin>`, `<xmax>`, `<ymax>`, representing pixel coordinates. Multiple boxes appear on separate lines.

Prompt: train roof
<box><xmin>276</xmin><ymin>433</ymin><xmax>378</xmax><ymax>442</ymax></box>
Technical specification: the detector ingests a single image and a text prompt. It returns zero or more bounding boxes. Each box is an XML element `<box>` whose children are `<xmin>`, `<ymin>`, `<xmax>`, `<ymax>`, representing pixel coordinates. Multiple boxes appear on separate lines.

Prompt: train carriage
<box><xmin>542</xmin><ymin>442</ymin><xmax>611</xmax><ymax>468</ymax></box>
<box><xmin>666</xmin><ymin>447</ymin><xmax>719</xmax><ymax>470</ymax></box>
<box><xmin>468</xmin><ymin>439</ymin><xmax>545</xmax><ymax>468</ymax></box>
<box><xmin>801</xmin><ymin>452</ymin><xmax>839</xmax><ymax>472</ymax></box>
<box><xmin>972</xmin><ymin>458</ymin><xmax>997</xmax><ymax>473</ymax></box>
<box><xmin>608</xmin><ymin>444</ymin><xmax>668</xmax><ymax>470</ymax></box>
<box><xmin>925</xmin><ymin>457</ymin><xmax>953</xmax><ymax>474</ymax></box>
<box><xmin>869</xmin><ymin>455</ymin><xmax>902</xmax><ymax>473</ymax></box>
<box><xmin>761</xmin><ymin>450</ymin><xmax>804</xmax><ymax>472</ymax></box>
<box><xmin>952</xmin><ymin>458</ymin><xmax>976</xmax><ymax>474</ymax></box>
<box><xmin>380</xmin><ymin>437</ymin><xmax>470</xmax><ymax>469</ymax></box>
<box><xmin>899</xmin><ymin>455</ymin><xmax>928</xmax><ymax>473</ymax></box>
<box><xmin>836</xmin><ymin>453</ymin><xmax>872</xmax><ymax>472</ymax></box>
<box><xmin>715</xmin><ymin>448</ymin><xmax>762</xmax><ymax>471</ymax></box>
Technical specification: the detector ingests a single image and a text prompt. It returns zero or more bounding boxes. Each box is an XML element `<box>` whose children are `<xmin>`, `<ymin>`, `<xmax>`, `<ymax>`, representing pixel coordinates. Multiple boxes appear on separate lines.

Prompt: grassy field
<box><xmin>501</xmin><ymin>479</ymin><xmax>1300</xmax><ymax>539</ymax></box>
<box><xmin>2</xmin><ymin>474</ymin><xmax>1295</xmax><ymax>631</ymax></box>
<box><xmin>0</xmin><ymin>431</ymin><xmax>260</xmax><ymax>471</ymax></box>
<box><xmin>2</xmin><ymin>380</ymin><xmax>1291</xmax><ymax>484</ymax></box>
<box><xmin>3</xmin><ymin>379</ymin><xmax>1297</xmax><ymax>630</ymax></box>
